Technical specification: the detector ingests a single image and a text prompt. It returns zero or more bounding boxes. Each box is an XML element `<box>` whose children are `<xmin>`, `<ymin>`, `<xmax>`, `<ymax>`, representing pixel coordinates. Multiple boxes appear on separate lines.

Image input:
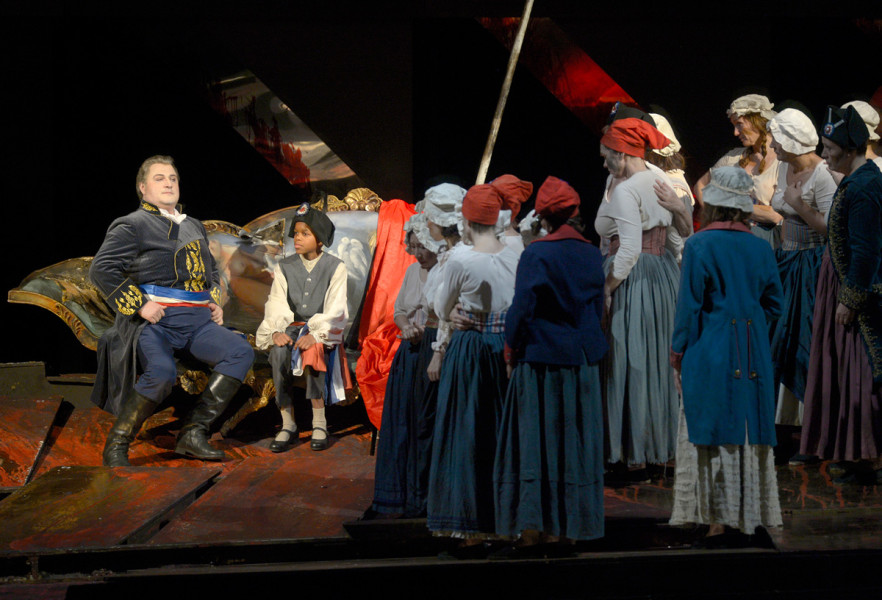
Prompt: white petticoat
<box><xmin>669</xmin><ymin>407</ymin><xmax>783</xmax><ymax>533</ymax></box>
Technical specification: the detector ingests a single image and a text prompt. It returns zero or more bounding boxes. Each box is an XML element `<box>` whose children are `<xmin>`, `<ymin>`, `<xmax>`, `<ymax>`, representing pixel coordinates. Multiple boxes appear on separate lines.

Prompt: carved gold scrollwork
<box><xmin>312</xmin><ymin>194</ymin><xmax>346</xmax><ymax>212</ymax></box>
<box><xmin>177</xmin><ymin>369</ymin><xmax>209</xmax><ymax>395</ymax></box>
<box><xmin>309</xmin><ymin>188</ymin><xmax>382</xmax><ymax>213</ymax></box>
<box><xmin>344</xmin><ymin>188</ymin><xmax>382</xmax><ymax>212</ymax></box>
<box><xmin>219</xmin><ymin>370</ymin><xmax>275</xmax><ymax>436</ymax></box>
<box><xmin>202</xmin><ymin>220</ymin><xmax>241</xmax><ymax>235</ymax></box>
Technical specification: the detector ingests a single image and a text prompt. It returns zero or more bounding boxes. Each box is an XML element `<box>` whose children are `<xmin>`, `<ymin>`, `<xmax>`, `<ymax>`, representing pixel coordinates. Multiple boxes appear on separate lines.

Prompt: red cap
<box><xmin>535</xmin><ymin>176</ymin><xmax>580</xmax><ymax>220</ymax></box>
<box><xmin>600</xmin><ymin>117</ymin><xmax>670</xmax><ymax>158</ymax></box>
<box><xmin>490</xmin><ymin>174</ymin><xmax>533</xmax><ymax>223</ymax></box>
<box><xmin>462</xmin><ymin>184</ymin><xmax>503</xmax><ymax>226</ymax></box>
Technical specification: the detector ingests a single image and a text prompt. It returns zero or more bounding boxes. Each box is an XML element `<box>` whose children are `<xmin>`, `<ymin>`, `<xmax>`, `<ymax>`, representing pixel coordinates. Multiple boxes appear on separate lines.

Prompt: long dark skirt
<box><xmin>406</xmin><ymin>327</ymin><xmax>438</xmax><ymax>516</ymax></box>
<box><xmin>427</xmin><ymin>329</ymin><xmax>506</xmax><ymax>538</ymax></box>
<box><xmin>371</xmin><ymin>328</ymin><xmax>438</xmax><ymax>515</ymax></box>
<box><xmin>770</xmin><ymin>245</ymin><xmax>824</xmax><ymax>400</ymax></box>
<box><xmin>494</xmin><ymin>356</ymin><xmax>604</xmax><ymax>541</ymax></box>
<box><xmin>371</xmin><ymin>337</ymin><xmax>420</xmax><ymax>514</ymax></box>
<box><xmin>800</xmin><ymin>251</ymin><xmax>882</xmax><ymax>461</ymax></box>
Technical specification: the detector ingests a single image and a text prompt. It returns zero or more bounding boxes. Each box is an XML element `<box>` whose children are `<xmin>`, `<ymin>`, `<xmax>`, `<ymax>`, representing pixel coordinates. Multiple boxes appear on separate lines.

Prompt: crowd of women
<box><xmin>362</xmin><ymin>93</ymin><xmax>882</xmax><ymax>557</ymax></box>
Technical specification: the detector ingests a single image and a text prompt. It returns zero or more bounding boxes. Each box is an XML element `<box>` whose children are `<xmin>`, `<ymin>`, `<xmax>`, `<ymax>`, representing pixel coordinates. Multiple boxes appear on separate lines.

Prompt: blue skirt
<box><xmin>770</xmin><ymin>245</ymin><xmax>824</xmax><ymax>400</ymax></box>
<box><xmin>602</xmin><ymin>249</ymin><xmax>680</xmax><ymax>465</ymax></box>
<box><xmin>494</xmin><ymin>355</ymin><xmax>604</xmax><ymax>541</ymax></box>
<box><xmin>427</xmin><ymin>329</ymin><xmax>506</xmax><ymax>537</ymax></box>
<box><xmin>405</xmin><ymin>327</ymin><xmax>438</xmax><ymax>516</ymax></box>
<box><xmin>371</xmin><ymin>328</ymin><xmax>438</xmax><ymax>515</ymax></box>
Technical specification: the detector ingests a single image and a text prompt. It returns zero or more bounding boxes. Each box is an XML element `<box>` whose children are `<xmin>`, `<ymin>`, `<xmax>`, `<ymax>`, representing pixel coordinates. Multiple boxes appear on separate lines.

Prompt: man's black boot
<box><xmin>174</xmin><ymin>372</ymin><xmax>242</xmax><ymax>460</ymax></box>
<box><xmin>103</xmin><ymin>391</ymin><xmax>157</xmax><ymax>467</ymax></box>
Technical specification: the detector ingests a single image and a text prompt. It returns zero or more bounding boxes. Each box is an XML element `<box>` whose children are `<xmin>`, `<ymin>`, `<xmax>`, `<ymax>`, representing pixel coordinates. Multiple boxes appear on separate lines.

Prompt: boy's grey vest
<box><xmin>278</xmin><ymin>253</ymin><xmax>343</xmax><ymax>321</ymax></box>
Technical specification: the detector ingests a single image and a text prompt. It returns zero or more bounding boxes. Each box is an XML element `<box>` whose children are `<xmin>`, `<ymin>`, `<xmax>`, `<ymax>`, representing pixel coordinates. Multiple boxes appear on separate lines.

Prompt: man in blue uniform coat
<box><xmin>89</xmin><ymin>155</ymin><xmax>254</xmax><ymax>466</ymax></box>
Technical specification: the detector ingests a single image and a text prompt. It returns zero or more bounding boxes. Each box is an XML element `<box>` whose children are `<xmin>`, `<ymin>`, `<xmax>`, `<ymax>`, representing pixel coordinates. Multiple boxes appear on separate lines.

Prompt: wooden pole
<box><xmin>475</xmin><ymin>0</ymin><xmax>535</xmax><ymax>185</ymax></box>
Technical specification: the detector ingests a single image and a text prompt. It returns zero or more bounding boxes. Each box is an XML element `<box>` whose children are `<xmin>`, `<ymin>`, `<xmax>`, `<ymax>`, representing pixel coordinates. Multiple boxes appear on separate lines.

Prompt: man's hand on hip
<box><xmin>209</xmin><ymin>302</ymin><xmax>224</xmax><ymax>325</ymax></box>
<box><xmin>138</xmin><ymin>301</ymin><xmax>165</xmax><ymax>324</ymax></box>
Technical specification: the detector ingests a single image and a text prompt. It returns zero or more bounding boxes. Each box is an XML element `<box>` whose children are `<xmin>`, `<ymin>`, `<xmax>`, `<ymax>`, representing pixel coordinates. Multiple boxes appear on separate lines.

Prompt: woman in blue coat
<box><xmin>669</xmin><ymin>166</ymin><xmax>785</xmax><ymax>548</ymax></box>
<box><xmin>493</xmin><ymin>176</ymin><xmax>608</xmax><ymax>557</ymax></box>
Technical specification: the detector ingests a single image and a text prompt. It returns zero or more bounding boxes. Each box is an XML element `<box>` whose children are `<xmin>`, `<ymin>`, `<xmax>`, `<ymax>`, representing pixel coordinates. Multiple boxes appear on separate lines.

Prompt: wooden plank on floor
<box><xmin>0</xmin><ymin>397</ymin><xmax>64</xmax><ymax>491</ymax></box>
<box><xmin>771</xmin><ymin>508</ymin><xmax>882</xmax><ymax>552</ymax></box>
<box><xmin>0</xmin><ymin>466</ymin><xmax>219</xmax><ymax>552</ymax></box>
<box><xmin>148</xmin><ymin>454</ymin><xmax>375</xmax><ymax>544</ymax></box>
<box><xmin>31</xmin><ymin>404</ymin><xmax>276</xmax><ymax>478</ymax></box>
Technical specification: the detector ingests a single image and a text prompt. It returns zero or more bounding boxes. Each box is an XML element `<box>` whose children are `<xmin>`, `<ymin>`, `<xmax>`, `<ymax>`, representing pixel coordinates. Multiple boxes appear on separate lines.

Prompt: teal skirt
<box><xmin>371</xmin><ymin>327</ymin><xmax>437</xmax><ymax>515</ymax></box>
<box><xmin>494</xmin><ymin>355</ymin><xmax>604</xmax><ymax>541</ymax></box>
<box><xmin>427</xmin><ymin>329</ymin><xmax>506</xmax><ymax>537</ymax></box>
<box><xmin>770</xmin><ymin>245</ymin><xmax>824</xmax><ymax>400</ymax></box>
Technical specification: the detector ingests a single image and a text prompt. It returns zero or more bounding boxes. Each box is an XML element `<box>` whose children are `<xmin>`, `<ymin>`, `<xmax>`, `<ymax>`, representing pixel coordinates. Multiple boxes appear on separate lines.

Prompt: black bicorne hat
<box><xmin>288</xmin><ymin>202</ymin><xmax>335</xmax><ymax>247</ymax></box>
<box><xmin>606</xmin><ymin>101</ymin><xmax>656</xmax><ymax>127</ymax></box>
<box><xmin>822</xmin><ymin>105</ymin><xmax>869</xmax><ymax>150</ymax></box>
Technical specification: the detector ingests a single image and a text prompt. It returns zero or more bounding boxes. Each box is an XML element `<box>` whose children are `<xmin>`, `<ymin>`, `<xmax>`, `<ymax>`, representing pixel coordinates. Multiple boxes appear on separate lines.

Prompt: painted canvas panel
<box><xmin>208</xmin><ymin>71</ymin><xmax>363</xmax><ymax>192</ymax></box>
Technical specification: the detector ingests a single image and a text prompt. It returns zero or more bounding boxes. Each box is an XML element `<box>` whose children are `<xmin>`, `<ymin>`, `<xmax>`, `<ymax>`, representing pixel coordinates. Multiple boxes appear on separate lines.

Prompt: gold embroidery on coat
<box><xmin>114</xmin><ymin>285</ymin><xmax>143</xmax><ymax>315</ymax></box>
<box><xmin>828</xmin><ymin>185</ymin><xmax>848</xmax><ymax>283</ymax></box>
<box><xmin>839</xmin><ymin>283</ymin><xmax>868</xmax><ymax>311</ymax></box>
<box><xmin>181</xmin><ymin>240</ymin><xmax>207</xmax><ymax>291</ymax></box>
<box><xmin>829</xmin><ymin>181</ymin><xmax>882</xmax><ymax>379</ymax></box>
<box><xmin>858</xmin><ymin>312</ymin><xmax>882</xmax><ymax>380</ymax></box>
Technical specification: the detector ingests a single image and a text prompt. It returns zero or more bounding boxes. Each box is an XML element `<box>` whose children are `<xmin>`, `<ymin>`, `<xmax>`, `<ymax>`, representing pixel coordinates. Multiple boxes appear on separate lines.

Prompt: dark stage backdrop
<box><xmin>2</xmin><ymin>9</ymin><xmax>881</xmax><ymax>375</ymax></box>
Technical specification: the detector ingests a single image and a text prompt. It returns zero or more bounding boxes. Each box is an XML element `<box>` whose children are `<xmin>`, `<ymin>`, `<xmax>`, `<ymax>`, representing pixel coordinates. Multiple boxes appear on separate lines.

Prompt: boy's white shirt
<box><xmin>255</xmin><ymin>253</ymin><xmax>348</xmax><ymax>350</ymax></box>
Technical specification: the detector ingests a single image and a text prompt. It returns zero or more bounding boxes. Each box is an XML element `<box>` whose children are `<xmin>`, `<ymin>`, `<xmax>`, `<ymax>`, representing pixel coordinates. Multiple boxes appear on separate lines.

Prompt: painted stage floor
<box><xmin>2</xmin><ymin>394</ymin><xmax>882</xmax><ymax>597</ymax></box>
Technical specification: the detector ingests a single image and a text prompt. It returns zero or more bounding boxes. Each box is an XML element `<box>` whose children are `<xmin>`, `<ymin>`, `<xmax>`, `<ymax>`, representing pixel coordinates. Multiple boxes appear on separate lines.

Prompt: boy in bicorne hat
<box><xmin>256</xmin><ymin>202</ymin><xmax>350</xmax><ymax>451</ymax></box>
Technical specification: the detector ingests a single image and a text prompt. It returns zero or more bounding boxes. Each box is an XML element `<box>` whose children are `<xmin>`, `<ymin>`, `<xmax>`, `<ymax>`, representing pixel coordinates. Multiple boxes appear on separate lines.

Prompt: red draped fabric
<box><xmin>356</xmin><ymin>199</ymin><xmax>416</xmax><ymax>430</ymax></box>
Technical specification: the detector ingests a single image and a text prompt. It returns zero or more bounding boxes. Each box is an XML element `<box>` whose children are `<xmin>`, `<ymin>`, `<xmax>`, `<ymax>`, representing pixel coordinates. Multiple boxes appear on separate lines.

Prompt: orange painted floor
<box><xmin>2</xmin><ymin>396</ymin><xmax>882</xmax><ymax>556</ymax></box>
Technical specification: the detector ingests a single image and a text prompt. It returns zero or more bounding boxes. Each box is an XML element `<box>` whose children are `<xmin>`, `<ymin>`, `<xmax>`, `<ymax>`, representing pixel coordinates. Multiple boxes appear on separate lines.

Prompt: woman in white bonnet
<box><xmin>764</xmin><ymin>108</ymin><xmax>838</xmax><ymax>438</ymax></box>
<box><xmin>421</xmin><ymin>183</ymin><xmax>466</xmax><ymax>250</ymax></box>
<box><xmin>418</xmin><ymin>182</ymin><xmax>467</xmax><ymax>381</ymax></box>
<box><xmin>670</xmin><ymin>166</ymin><xmax>784</xmax><ymax>548</ymax></box>
<box><xmin>647</xmin><ymin>112</ymin><xmax>695</xmax><ymax>242</ymax></box>
<box><xmin>693</xmin><ymin>94</ymin><xmax>782</xmax><ymax>248</ymax></box>
<box><xmin>367</xmin><ymin>211</ymin><xmax>442</xmax><ymax>519</ymax></box>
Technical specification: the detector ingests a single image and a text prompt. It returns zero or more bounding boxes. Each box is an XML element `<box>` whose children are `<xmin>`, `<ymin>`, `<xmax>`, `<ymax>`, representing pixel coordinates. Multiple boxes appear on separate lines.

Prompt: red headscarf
<box><xmin>490</xmin><ymin>174</ymin><xmax>533</xmax><ymax>224</ymax></box>
<box><xmin>600</xmin><ymin>117</ymin><xmax>670</xmax><ymax>158</ymax></box>
<box><xmin>462</xmin><ymin>184</ymin><xmax>503</xmax><ymax>225</ymax></box>
<box><xmin>535</xmin><ymin>176</ymin><xmax>580</xmax><ymax>219</ymax></box>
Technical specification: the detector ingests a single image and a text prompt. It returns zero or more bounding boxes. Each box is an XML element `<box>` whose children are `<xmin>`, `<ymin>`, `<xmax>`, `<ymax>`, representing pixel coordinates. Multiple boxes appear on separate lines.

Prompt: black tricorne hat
<box><xmin>288</xmin><ymin>202</ymin><xmax>335</xmax><ymax>248</ymax></box>
<box><xmin>822</xmin><ymin>105</ymin><xmax>869</xmax><ymax>150</ymax></box>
